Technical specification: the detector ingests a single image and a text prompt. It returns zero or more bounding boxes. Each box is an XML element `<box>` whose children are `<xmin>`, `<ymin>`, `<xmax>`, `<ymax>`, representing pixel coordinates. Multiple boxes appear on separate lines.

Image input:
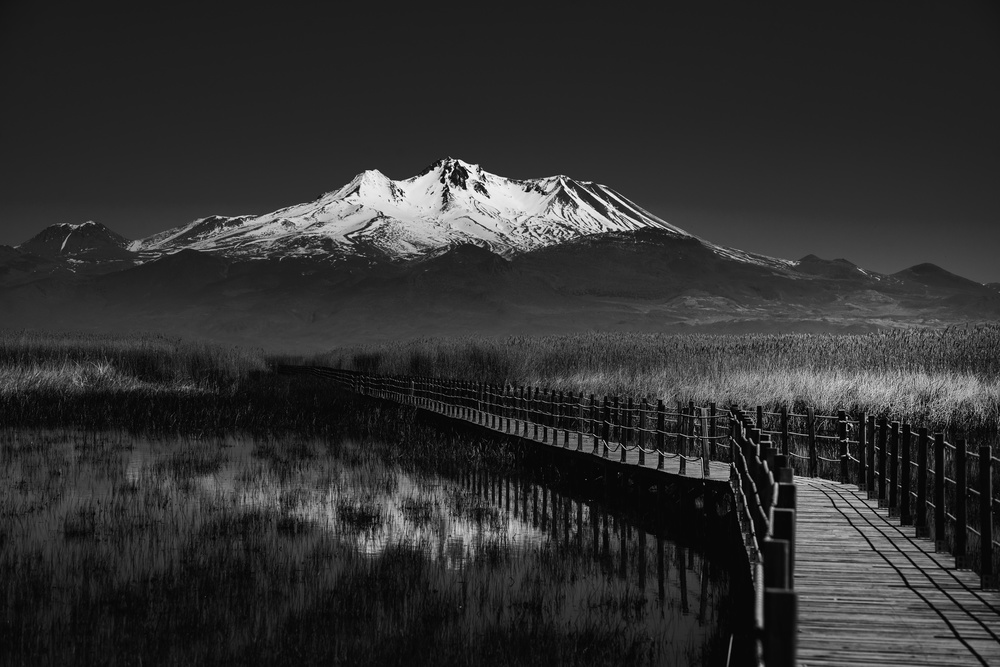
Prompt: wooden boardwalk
<box><xmin>796</xmin><ymin>476</ymin><xmax>1000</xmax><ymax>666</ymax></box>
<box><xmin>436</xmin><ymin>398</ymin><xmax>1000</xmax><ymax>665</ymax></box>
<box><xmin>295</xmin><ymin>367</ymin><xmax>1000</xmax><ymax>665</ymax></box>
<box><xmin>435</xmin><ymin>404</ymin><xmax>732</xmax><ymax>486</ymax></box>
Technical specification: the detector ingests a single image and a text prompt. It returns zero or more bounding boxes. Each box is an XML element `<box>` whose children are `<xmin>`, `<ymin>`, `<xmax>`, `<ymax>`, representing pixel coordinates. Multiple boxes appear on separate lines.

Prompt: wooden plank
<box><xmin>795</xmin><ymin>476</ymin><xmax>1000</xmax><ymax>667</ymax></box>
<box><xmin>338</xmin><ymin>377</ymin><xmax>1000</xmax><ymax>667</ymax></box>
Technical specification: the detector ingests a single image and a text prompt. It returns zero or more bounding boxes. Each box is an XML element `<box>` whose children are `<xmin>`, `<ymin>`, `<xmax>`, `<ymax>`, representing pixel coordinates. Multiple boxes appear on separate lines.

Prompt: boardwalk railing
<box><xmin>299</xmin><ymin>367</ymin><xmax>730</xmax><ymax>477</ymax></box>
<box><xmin>729</xmin><ymin>409</ymin><xmax>798</xmax><ymax>667</ymax></box>
<box><xmin>285</xmin><ymin>366</ymin><xmax>801</xmax><ymax>666</ymax></box>
<box><xmin>286</xmin><ymin>366</ymin><xmax>1000</xmax><ymax>665</ymax></box>
<box><xmin>752</xmin><ymin>406</ymin><xmax>999</xmax><ymax>591</ymax></box>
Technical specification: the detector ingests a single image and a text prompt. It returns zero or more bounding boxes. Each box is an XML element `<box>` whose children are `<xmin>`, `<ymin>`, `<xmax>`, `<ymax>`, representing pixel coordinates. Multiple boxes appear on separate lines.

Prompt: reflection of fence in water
<box><xmin>284</xmin><ymin>365</ymin><xmax>1000</xmax><ymax>666</ymax></box>
<box><xmin>458</xmin><ymin>465</ymin><xmax>721</xmax><ymax>624</ymax></box>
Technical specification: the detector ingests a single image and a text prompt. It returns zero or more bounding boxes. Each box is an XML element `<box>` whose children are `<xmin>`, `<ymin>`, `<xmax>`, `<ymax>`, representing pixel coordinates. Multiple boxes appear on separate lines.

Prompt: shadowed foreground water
<box><xmin>0</xmin><ymin>430</ymin><xmax>737</xmax><ymax>665</ymax></box>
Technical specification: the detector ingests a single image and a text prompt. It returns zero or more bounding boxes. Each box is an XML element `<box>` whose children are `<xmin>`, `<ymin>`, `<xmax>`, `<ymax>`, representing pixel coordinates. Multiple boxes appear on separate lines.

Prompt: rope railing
<box><xmin>727</xmin><ymin>409</ymin><xmax>797</xmax><ymax>666</ymax></box>
<box><xmin>334</xmin><ymin>367</ymin><xmax>798</xmax><ymax>667</ymax></box>
<box><xmin>288</xmin><ymin>366</ymin><xmax>1000</xmax><ymax>663</ymax></box>
<box><xmin>305</xmin><ymin>368</ymin><xmax>728</xmax><ymax>479</ymax></box>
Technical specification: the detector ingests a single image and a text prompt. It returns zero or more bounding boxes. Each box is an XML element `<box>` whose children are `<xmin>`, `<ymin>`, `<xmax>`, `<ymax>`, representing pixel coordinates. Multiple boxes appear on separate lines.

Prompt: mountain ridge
<box><xmin>5</xmin><ymin>158</ymin><xmax>998</xmax><ymax>349</ymax></box>
<box><xmin>133</xmin><ymin>157</ymin><xmax>706</xmax><ymax>262</ymax></box>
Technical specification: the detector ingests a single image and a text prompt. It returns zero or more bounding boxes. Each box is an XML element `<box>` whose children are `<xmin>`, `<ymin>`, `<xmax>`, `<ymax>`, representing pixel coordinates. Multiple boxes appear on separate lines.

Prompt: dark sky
<box><xmin>2</xmin><ymin>1</ymin><xmax>998</xmax><ymax>282</ymax></box>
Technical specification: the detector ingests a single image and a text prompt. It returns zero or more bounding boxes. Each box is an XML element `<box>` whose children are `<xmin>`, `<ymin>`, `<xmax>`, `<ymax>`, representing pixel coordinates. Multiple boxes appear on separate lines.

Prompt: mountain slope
<box><xmin>18</xmin><ymin>221</ymin><xmax>133</xmax><ymax>260</ymax></box>
<box><xmin>6</xmin><ymin>159</ymin><xmax>998</xmax><ymax>349</ymax></box>
<box><xmin>5</xmin><ymin>230</ymin><xmax>1000</xmax><ymax>351</ymax></box>
<box><xmin>135</xmin><ymin>158</ymin><xmax>771</xmax><ymax>265</ymax></box>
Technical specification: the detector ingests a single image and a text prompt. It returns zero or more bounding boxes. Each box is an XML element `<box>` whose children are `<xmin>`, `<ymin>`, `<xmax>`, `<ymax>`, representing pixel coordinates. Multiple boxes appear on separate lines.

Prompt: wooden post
<box><xmin>762</xmin><ymin>432</ymin><xmax>778</xmax><ymax>469</ymax></box>
<box><xmin>775</xmin><ymin>454</ymin><xmax>793</xmax><ymax>484</ymax></box>
<box><xmin>562</xmin><ymin>391</ymin><xmax>571</xmax><ymax>448</ymax></box>
<box><xmin>533</xmin><ymin>388</ymin><xmax>540</xmax><ymax>439</ymax></box>
<box><xmin>756</xmin><ymin>405</ymin><xmax>765</xmax><ymax>433</ymax></box>
<box><xmin>506</xmin><ymin>384</ymin><xmax>512</xmax><ymax>431</ymax></box>
<box><xmin>577</xmin><ymin>392</ymin><xmax>584</xmax><ymax>451</ymax></box>
<box><xmin>916</xmin><ymin>427</ymin><xmax>929</xmax><ymax>537</ymax></box>
<box><xmin>690</xmin><ymin>400</ymin><xmax>697</xmax><ymax>450</ymax></box>
<box><xmin>857</xmin><ymin>414</ymin><xmax>867</xmax><ymax>491</ymax></box>
<box><xmin>710</xmin><ymin>402</ymin><xmax>718</xmax><ymax>460</ymax></box>
<box><xmin>900</xmin><ymin>424</ymin><xmax>912</xmax><ymax>525</ymax></box>
<box><xmin>620</xmin><ymin>397</ymin><xmax>628</xmax><ymax>464</ymax></box>
<box><xmin>676</xmin><ymin>400</ymin><xmax>684</xmax><ymax>458</ymax></box>
<box><xmin>613</xmin><ymin>395</ymin><xmax>621</xmax><ymax>448</ymax></box>
<box><xmin>638</xmin><ymin>398</ymin><xmax>647</xmax><ymax>466</ymax></box>
<box><xmin>511</xmin><ymin>385</ymin><xmax>519</xmax><ymax>433</ymax></box>
<box><xmin>476</xmin><ymin>382</ymin><xmax>486</xmax><ymax>424</ymax></box>
<box><xmin>866</xmin><ymin>415</ymin><xmax>877</xmax><ymax>498</ymax></box>
<box><xmin>542</xmin><ymin>388</ymin><xmax>551</xmax><ymax>441</ymax></box>
<box><xmin>764</xmin><ymin>588</ymin><xmax>797</xmax><ymax>667</ymax></box>
<box><xmin>763</xmin><ymin>538</ymin><xmax>790</xmax><ymax>589</ymax></box>
<box><xmin>510</xmin><ymin>385</ymin><xmax>516</xmax><ymax>425</ymax></box>
<box><xmin>656</xmin><ymin>399</ymin><xmax>665</xmax><ymax>470</ymax></box>
<box><xmin>773</xmin><ymin>492</ymin><xmax>797</xmax><ymax>588</ymax></box>
<box><xmin>701</xmin><ymin>407</ymin><xmax>711</xmax><ymax>478</ymax></box>
<box><xmin>838</xmin><ymin>410</ymin><xmax>849</xmax><ymax>484</ymax></box>
<box><xmin>481</xmin><ymin>382</ymin><xmax>487</xmax><ymax>423</ymax></box>
<box><xmin>955</xmin><ymin>439</ymin><xmax>968</xmax><ymax>569</ymax></box>
<box><xmin>626</xmin><ymin>396</ymin><xmax>635</xmax><ymax>449</ymax></box>
<box><xmin>523</xmin><ymin>385</ymin><xmax>530</xmax><ymax>427</ymax></box>
<box><xmin>558</xmin><ymin>390</ymin><xmax>564</xmax><ymax>431</ymax></box>
<box><xmin>807</xmin><ymin>407</ymin><xmax>817</xmax><ymax>478</ymax></box>
<box><xmin>780</xmin><ymin>405</ymin><xmax>789</xmax><ymax>457</ymax></box>
<box><xmin>889</xmin><ymin>421</ymin><xmax>900</xmax><ymax>517</ymax></box>
<box><xmin>589</xmin><ymin>394</ymin><xmax>598</xmax><ymax>453</ymax></box>
<box><xmin>601</xmin><ymin>397</ymin><xmax>611</xmax><ymax>458</ymax></box>
<box><xmin>563</xmin><ymin>391</ymin><xmax>571</xmax><ymax>442</ymax></box>
<box><xmin>552</xmin><ymin>388</ymin><xmax>559</xmax><ymax>439</ymax></box>
<box><xmin>980</xmin><ymin>445</ymin><xmax>996</xmax><ymax>589</ymax></box>
<box><xmin>677</xmin><ymin>401</ymin><xmax>688</xmax><ymax>475</ymax></box>
<box><xmin>542</xmin><ymin>388</ymin><xmax>550</xmax><ymax>442</ymax></box>
<box><xmin>877</xmin><ymin>418</ymin><xmax>888</xmax><ymax>506</ymax></box>
<box><xmin>934</xmin><ymin>433</ymin><xmax>946</xmax><ymax>551</ymax></box>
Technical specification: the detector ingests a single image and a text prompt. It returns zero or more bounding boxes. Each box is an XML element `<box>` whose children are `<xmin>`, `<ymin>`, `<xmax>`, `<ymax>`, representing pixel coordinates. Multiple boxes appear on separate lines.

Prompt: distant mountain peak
<box><xmin>419</xmin><ymin>156</ymin><xmax>479</xmax><ymax>175</ymax></box>
<box><xmin>18</xmin><ymin>220</ymin><xmax>132</xmax><ymax>259</ymax></box>
<box><xmin>135</xmin><ymin>158</ymin><xmax>701</xmax><ymax>262</ymax></box>
<box><xmin>893</xmin><ymin>262</ymin><xmax>988</xmax><ymax>292</ymax></box>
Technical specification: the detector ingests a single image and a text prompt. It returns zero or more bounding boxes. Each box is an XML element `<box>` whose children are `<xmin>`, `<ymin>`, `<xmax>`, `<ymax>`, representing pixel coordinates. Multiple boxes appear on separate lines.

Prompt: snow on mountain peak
<box><xmin>135</xmin><ymin>158</ymin><xmax>705</xmax><ymax>262</ymax></box>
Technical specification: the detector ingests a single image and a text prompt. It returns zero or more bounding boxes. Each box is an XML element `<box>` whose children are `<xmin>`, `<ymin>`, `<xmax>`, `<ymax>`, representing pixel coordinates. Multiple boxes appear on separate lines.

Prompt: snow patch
<box><xmin>130</xmin><ymin>158</ymin><xmax>783</xmax><ymax>271</ymax></box>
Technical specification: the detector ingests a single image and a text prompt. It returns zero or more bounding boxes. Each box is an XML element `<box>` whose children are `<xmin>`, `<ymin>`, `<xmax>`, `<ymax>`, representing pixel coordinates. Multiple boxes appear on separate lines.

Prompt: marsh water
<box><xmin>1</xmin><ymin>429</ymin><xmax>739</xmax><ymax>665</ymax></box>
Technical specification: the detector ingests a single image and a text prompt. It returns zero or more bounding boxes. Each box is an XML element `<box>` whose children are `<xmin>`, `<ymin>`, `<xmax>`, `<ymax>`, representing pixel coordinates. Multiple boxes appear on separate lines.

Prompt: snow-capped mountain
<box><xmin>5</xmin><ymin>158</ymin><xmax>999</xmax><ymax>345</ymax></box>
<box><xmin>136</xmin><ymin>158</ymin><xmax>698</xmax><ymax>261</ymax></box>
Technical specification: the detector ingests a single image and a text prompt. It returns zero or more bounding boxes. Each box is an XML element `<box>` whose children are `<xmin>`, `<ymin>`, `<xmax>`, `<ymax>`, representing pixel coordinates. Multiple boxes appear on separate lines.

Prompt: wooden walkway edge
<box><xmin>796</xmin><ymin>476</ymin><xmax>1000</xmax><ymax>666</ymax></box>
<box><xmin>449</xmin><ymin>409</ymin><xmax>733</xmax><ymax>485</ymax></box>
<box><xmin>287</xmin><ymin>367</ymin><xmax>1000</xmax><ymax>666</ymax></box>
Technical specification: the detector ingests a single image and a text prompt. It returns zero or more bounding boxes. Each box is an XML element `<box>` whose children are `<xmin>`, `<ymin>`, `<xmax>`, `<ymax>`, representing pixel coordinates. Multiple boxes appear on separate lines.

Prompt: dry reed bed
<box><xmin>320</xmin><ymin>326</ymin><xmax>1000</xmax><ymax>435</ymax></box>
<box><xmin>0</xmin><ymin>429</ymin><xmax>731</xmax><ymax>666</ymax></box>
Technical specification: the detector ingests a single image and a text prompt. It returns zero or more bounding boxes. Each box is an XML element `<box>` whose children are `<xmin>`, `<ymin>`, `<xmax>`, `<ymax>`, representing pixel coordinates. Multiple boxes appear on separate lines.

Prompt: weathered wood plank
<box><xmin>331</xmin><ymin>375</ymin><xmax>1000</xmax><ymax>667</ymax></box>
<box><xmin>796</xmin><ymin>476</ymin><xmax>1000</xmax><ymax>667</ymax></box>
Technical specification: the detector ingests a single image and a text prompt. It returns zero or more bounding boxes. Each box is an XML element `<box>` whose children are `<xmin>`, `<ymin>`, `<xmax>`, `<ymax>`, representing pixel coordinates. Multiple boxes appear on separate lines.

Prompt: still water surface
<box><xmin>1</xmin><ymin>430</ymin><xmax>735</xmax><ymax>665</ymax></box>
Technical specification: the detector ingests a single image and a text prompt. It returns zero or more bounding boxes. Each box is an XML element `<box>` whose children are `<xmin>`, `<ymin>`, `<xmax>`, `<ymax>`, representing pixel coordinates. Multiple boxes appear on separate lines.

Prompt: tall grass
<box><xmin>0</xmin><ymin>330</ymin><xmax>283</xmax><ymax>433</ymax></box>
<box><xmin>320</xmin><ymin>325</ymin><xmax>1000</xmax><ymax>435</ymax></box>
<box><xmin>0</xmin><ymin>427</ymin><xmax>737</xmax><ymax>666</ymax></box>
<box><xmin>0</xmin><ymin>329</ymin><xmax>267</xmax><ymax>391</ymax></box>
